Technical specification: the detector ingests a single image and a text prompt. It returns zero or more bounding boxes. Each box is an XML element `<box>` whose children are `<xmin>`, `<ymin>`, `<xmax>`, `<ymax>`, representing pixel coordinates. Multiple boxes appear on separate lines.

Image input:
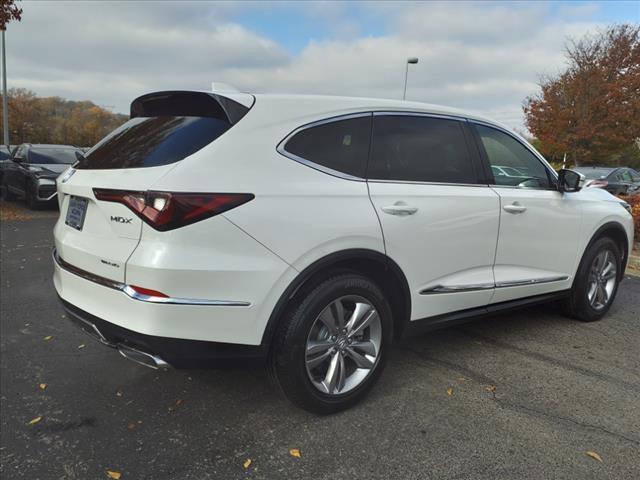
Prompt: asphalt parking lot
<box><xmin>1</xmin><ymin>201</ymin><xmax>639</xmax><ymax>480</ymax></box>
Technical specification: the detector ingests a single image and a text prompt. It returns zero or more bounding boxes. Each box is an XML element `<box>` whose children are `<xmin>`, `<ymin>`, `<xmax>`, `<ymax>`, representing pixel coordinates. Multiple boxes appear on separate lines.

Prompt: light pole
<box><xmin>402</xmin><ymin>57</ymin><xmax>418</xmax><ymax>101</ymax></box>
<box><xmin>2</xmin><ymin>30</ymin><xmax>8</xmax><ymax>147</ymax></box>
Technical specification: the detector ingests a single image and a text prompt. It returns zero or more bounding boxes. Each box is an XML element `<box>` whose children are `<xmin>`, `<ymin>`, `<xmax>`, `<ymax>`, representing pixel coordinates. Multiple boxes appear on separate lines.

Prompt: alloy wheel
<box><xmin>305</xmin><ymin>295</ymin><xmax>382</xmax><ymax>395</ymax></box>
<box><xmin>587</xmin><ymin>249</ymin><xmax>617</xmax><ymax>311</ymax></box>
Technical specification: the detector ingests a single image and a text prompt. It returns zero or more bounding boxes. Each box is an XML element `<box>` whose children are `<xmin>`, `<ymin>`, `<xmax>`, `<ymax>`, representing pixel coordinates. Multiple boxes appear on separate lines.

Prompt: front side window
<box><xmin>283</xmin><ymin>116</ymin><xmax>372</xmax><ymax>178</ymax></box>
<box><xmin>619</xmin><ymin>170</ymin><xmax>633</xmax><ymax>182</ymax></box>
<box><xmin>368</xmin><ymin>116</ymin><xmax>476</xmax><ymax>184</ymax></box>
<box><xmin>475</xmin><ymin>124</ymin><xmax>552</xmax><ymax>189</ymax></box>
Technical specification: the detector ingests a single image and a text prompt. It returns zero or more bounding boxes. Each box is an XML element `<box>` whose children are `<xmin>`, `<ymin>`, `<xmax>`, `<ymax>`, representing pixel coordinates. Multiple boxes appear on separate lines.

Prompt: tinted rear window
<box><xmin>368</xmin><ymin>116</ymin><xmax>475</xmax><ymax>183</ymax></box>
<box><xmin>283</xmin><ymin>116</ymin><xmax>372</xmax><ymax>178</ymax></box>
<box><xmin>29</xmin><ymin>148</ymin><xmax>77</xmax><ymax>164</ymax></box>
<box><xmin>77</xmin><ymin>116</ymin><xmax>230</xmax><ymax>170</ymax></box>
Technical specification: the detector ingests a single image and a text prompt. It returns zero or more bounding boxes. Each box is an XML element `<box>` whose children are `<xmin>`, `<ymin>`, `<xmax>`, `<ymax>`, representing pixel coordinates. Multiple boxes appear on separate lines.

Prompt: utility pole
<box><xmin>2</xmin><ymin>30</ymin><xmax>9</xmax><ymax>147</ymax></box>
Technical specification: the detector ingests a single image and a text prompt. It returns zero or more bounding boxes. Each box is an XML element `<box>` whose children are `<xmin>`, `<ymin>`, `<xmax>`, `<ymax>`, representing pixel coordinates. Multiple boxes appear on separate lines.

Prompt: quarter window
<box><xmin>475</xmin><ymin>124</ymin><xmax>552</xmax><ymax>189</ymax></box>
<box><xmin>283</xmin><ymin>116</ymin><xmax>372</xmax><ymax>178</ymax></box>
<box><xmin>368</xmin><ymin>116</ymin><xmax>476</xmax><ymax>184</ymax></box>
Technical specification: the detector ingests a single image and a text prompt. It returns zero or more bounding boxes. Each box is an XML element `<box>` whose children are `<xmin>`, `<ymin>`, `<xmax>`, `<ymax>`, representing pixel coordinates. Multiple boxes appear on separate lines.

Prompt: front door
<box><xmin>471</xmin><ymin>123</ymin><xmax>582</xmax><ymax>304</ymax></box>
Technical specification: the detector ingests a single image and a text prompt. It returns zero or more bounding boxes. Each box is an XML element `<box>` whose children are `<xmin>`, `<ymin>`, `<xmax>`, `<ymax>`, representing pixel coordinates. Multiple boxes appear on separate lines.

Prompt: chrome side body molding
<box><xmin>420</xmin><ymin>276</ymin><xmax>570</xmax><ymax>295</ymax></box>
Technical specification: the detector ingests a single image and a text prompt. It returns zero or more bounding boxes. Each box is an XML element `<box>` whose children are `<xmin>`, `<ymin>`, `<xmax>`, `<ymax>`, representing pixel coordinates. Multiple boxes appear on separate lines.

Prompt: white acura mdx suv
<box><xmin>53</xmin><ymin>90</ymin><xmax>634</xmax><ymax>413</ymax></box>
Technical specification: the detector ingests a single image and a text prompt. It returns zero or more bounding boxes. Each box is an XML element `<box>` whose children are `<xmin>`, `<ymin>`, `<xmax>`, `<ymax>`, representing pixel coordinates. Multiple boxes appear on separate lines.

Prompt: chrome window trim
<box><xmin>419</xmin><ymin>275</ymin><xmax>569</xmax><ymax>295</ymax></box>
<box><xmin>53</xmin><ymin>249</ymin><xmax>251</xmax><ymax>307</ymax></box>
<box><xmin>277</xmin><ymin>109</ymin><xmax>558</xmax><ymax>188</ymax></box>
<box><xmin>367</xmin><ymin>179</ymin><xmax>487</xmax><ymax>188</ymax></box>
<box><xmin>276</xmin><ymin>112</ymin><xmax>373</xmax><ymax>182</ymax></box>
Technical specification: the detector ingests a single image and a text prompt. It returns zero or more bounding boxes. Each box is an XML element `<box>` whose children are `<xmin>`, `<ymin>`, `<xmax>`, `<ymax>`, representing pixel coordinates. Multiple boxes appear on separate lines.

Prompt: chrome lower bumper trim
<box><xmin>53</xmin><ymin>249</ymin><xmax>251</xmax><ymax>307</ymax></box>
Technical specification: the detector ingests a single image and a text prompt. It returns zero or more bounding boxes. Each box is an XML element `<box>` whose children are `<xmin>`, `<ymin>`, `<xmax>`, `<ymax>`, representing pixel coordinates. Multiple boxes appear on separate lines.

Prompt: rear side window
<box><xmin>283</xmin><ymin>116</ymin><xmax>372</xmax><ymax>178</ymax></box>
<box><xmin>77</xmin><ymin>116</ymin><xmax>231</xmax><ymax>169</ymax></box>
<box><xmin>368</xmin><ymin>115</ymin><xmax>475</xmax><ymax>184</ymax></box>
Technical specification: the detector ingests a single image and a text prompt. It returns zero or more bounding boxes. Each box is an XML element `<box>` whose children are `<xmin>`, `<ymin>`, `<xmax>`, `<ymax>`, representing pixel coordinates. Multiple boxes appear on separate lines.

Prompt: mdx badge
<box><xmin>111</xmin><ymin>216</ymin><xmax>133</xmax><ymax>224</ymax></box>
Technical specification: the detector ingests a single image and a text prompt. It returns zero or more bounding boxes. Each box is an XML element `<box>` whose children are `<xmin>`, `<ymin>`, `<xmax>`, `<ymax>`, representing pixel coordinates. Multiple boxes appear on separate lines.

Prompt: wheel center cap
<box><xmin>336</xmin><ymin>336</ymin><xmax>348</xmax><ymax>350</ymax></box>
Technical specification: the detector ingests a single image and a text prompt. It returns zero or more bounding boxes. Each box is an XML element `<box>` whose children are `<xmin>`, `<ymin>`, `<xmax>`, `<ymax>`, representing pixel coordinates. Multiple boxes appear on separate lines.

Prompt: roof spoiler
<box><xmin>130</xmin><ymin>90</ymin><xmax>252</xmax><ymax>125</ymax></box>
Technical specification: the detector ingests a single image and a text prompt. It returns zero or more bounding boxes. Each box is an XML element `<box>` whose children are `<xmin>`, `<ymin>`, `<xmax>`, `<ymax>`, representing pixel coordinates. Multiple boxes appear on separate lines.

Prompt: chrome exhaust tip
<box><xmin>117</xmin><ymin>344</ymin><xmax>171</xmax><ymax>370</ymax></box>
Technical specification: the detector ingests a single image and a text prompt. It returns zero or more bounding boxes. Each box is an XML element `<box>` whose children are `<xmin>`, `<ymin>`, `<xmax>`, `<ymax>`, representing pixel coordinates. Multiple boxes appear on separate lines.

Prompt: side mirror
<box><xmin>558</xmin><ymin>169</ymin><xmax>584</xmax><ymax>193</ymax></box>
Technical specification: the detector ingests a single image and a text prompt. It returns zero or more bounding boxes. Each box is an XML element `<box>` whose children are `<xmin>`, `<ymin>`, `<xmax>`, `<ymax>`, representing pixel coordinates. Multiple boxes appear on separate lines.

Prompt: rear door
<box><xmin>367</xmin><ymin>113</ymin><xmax>501</xmax><ymax>320</ymax></box>
<box><xmin>470</xmin><ymin>122</ymin><xmax>582</xmax><ymax>303</ymax></box>
<box><xmin>54</xmin><ymin>91</ymin><xmax>252</xmax><ymax>282</ymax></box>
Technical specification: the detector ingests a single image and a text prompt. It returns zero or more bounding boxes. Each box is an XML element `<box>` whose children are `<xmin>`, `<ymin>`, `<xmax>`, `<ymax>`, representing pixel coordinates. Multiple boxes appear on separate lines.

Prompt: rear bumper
<box><xmin>59</xmin><ymin>296</ymin><xmax>268</xmax><ymax>368</ymax></box>
<box><xmin>52</xmin><ymin>248</ymin><xmax>275</xmax><ymax>345</ymax></box>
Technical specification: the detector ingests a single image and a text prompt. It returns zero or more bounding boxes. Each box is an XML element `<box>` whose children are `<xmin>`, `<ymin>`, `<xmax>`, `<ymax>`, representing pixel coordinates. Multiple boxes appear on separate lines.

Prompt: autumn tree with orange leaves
<box><xmin>524</xmin><ymin>24</ymin><xmax>640</xmax><ymax>167</ymax></box>
<box><xmin>0</xmin><ymin>88</ymin><xmax>127</xmax><ymax>146</ymax></box>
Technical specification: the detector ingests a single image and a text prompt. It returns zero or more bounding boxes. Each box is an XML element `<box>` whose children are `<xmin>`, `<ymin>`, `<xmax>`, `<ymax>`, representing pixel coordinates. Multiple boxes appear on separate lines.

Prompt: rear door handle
<box><xmin>503</xmin><ymin>202</ymin><xmax>527</xmax><ymax>214</ymax></box>
<box><xmin>381</xmin><ymin>202</ymin><xmax>418</xmax><ymax>216</ymax></box>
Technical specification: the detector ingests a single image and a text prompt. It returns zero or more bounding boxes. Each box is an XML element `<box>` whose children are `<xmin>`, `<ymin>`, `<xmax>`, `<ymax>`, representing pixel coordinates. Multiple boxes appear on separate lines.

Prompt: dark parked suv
<box><xmin>1</xmin><ymin>144</ymin><xmax>78</xmax><ymax>209</ymax></box>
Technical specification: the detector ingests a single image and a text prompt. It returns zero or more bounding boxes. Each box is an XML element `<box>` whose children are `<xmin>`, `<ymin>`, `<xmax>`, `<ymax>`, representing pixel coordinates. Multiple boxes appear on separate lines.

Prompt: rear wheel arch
<box><xmin>262</xmin><ymin>249</ymin><xmax>411</xmax><ymax>348</ymax></box>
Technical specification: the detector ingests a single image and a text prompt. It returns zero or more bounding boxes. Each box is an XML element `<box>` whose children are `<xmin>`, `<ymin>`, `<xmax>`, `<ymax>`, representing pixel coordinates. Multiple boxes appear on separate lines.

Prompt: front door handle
<box><xmin>503</xmin><ymin>202</ymin><xmax>527</xmax><ymax>214</ymax></box>
<box><xmin>381</xmin><ymin>202</ymin><xmax>418</xmax><ymax>216</ymax></box>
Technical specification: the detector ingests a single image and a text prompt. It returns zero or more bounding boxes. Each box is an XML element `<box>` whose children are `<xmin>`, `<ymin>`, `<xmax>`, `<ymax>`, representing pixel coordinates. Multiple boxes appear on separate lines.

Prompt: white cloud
<box><xmin>5</xmin><ymin>1</ymin><xmax>606</xmax><ymax>130</ymax></box>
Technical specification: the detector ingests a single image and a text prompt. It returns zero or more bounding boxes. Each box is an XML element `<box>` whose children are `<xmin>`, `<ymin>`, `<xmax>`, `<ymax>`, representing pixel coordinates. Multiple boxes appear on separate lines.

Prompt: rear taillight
<box><xmin>587</xmin><ymin>180</ymin><xmax>609</xmax><ymax>189</ymax></box>
<box><xmin>93</xmin><ymin>189</ymin><xmax>254</xmax><ymax>231</ymax></box>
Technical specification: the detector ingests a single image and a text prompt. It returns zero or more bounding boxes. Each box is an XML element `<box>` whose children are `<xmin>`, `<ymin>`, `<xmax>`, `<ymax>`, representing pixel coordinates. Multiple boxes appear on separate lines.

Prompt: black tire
<box><xmin>563</xmin><ymin>237</ymin><xmax>622</xmax><ymax>322</ymax></box>
<box><xmin>270</xmin><ymin>272</ymin><xmax>393</xmax><ymax>414</ymax></box>
<box><xmin>25</xmin><ymin>183</ymin><xmax>41</xmax><ymax>210</ymax></box>
<box><xmin>1</xmin><ymin>180</ymin><xmax>16</xmax><ymax>201</ymax></box>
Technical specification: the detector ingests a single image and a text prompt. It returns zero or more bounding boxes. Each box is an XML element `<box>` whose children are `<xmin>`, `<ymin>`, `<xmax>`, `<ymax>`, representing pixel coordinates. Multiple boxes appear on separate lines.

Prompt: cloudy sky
<box><xmin>5</xmin><ymin>1</ymin><xmax>639</xmax><ymax>131</ymax></box>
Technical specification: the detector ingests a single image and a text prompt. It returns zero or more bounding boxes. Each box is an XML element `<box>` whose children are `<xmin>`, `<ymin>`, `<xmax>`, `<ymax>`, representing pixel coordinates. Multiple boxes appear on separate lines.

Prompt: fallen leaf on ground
<box><xmin>127</xmin><ymin>422</ymin><xmax>137</xmax><ymax>431</ymax></box>
<box><xmin>78</xmin><ymin>344</ymin><xmax>86</xmax><ymax>349</ymax></box>
<box><xmin>289</xmin><ymin>448</ymin><xmax>301</xmax><ymax>458</ymax></box>
<box><xmin>27</xmin><ymin>416</ymin><xmax>42</xmax><ymax>425</ymax></box>
<box><xmin>39</xmin><ymin>383</ymin><xmax>47</xmax><ymax>390</ymax></box>
<box><xmin>243</xmin><ymin>459</ymin><xmax>252</xmax><ymax>469</ymax></box>
<box><xmin>485</xmin><ymin>385</ymin><xmax>497</xmax><ymax>393</ymax></box>
<box><xmin>43</xmin><ymin>336</ymin><xmax>53</xmax><ymax>341</ymax></box>
<box><xmin>457</xmin><ymin>377</ymin><xmax>465</xmax><ymax>382</ymax></box>
<box><xmin>116</xmin><ymin>390</ymin><xmax>123</xmax><ymax>397</ymax></box>
<box><xmin>586</xmin><ymin>451</ymin><xmax>603</xmax><ymax>462</ymax></box>
<box><xmin>106</xmin><ymin>470</ymin><xmax>122</xmax><ymax>479</ymax></box>
<box><xmin>446</xmin><ymin>387</ymin><xmax>454</xmax><ymax>396</ymax></box>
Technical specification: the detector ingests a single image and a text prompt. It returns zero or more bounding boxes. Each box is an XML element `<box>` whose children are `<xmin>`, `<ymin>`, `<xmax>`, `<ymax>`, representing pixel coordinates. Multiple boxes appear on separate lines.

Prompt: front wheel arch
<box><xmin>577</xmin><ymin>222</ymin><xmax>629</xmax><ymax>284</ymax></box>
